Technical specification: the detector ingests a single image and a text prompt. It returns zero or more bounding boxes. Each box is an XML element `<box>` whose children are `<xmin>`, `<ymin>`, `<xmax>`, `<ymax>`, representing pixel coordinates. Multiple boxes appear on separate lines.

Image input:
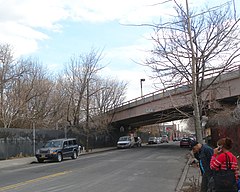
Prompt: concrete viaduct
<box><xmin>110</xmin><ymin>68</ymin><xmax>240</xmax><ymax>130</ymax></box>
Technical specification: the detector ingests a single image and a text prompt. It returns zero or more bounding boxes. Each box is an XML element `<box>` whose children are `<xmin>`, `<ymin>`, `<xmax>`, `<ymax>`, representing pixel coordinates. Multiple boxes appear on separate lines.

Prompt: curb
<box><xmin>0</xmin><ymin>147</ymin><xmax>117</xmax><ymax>169</ymax></box>
<box><xmin>0</xmin><ymin>157</ymin><xmax>36</xmax><ymax>169</ymax></box>
<box><xmin>175</xmin><ymin>156</ymin><xmax>191</xmax><ymax>192</ymax></box>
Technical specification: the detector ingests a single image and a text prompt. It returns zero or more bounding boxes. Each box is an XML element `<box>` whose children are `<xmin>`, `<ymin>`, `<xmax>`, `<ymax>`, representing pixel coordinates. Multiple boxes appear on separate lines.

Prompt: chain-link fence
<box><xmin>0</xmin><ymin>127</ymin><xmax>116</xmax><ymax>160</ymax></box>
<box><xmin>0</xmin><ymin>128</ymin><xmax>65</xmax><ymax>160</ymax></box>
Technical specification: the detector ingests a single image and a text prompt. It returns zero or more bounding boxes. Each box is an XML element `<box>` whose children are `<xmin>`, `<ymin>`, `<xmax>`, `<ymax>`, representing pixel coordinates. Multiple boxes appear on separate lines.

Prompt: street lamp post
<box><xmin>140</xmin><ymin>78</ymin><xmax>145</xmax><ymax>97</ymax></box>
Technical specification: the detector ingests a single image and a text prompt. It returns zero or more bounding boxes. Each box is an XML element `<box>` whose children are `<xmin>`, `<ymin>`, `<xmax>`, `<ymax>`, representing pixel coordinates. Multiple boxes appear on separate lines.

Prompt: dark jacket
<box><xmin>195</xmin><ymin>144</ymin><xmax>213</xmax><ymax>175</ymax></box>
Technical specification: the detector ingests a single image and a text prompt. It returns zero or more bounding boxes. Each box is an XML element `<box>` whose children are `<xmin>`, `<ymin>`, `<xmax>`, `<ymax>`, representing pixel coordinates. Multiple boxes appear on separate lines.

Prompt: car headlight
<box><xmin>49</xmin><ymin>149</ymin><xmax>57</xmax><ymax>154</ymax></box>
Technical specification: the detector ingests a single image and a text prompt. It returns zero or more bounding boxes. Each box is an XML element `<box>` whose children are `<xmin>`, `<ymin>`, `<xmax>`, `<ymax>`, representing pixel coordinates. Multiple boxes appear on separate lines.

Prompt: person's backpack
<box><xmin>213</xmin><ymin>153</ymin><xmax>237</xmax><ymax>192</ymax></box>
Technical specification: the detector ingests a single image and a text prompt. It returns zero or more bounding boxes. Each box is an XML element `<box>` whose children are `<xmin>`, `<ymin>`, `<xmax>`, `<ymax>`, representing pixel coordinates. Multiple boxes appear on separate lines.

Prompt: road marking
<box><xmin>0</xmin><ymin>171</ymin><xmax>71</xmax><ymax>191</ymax></box>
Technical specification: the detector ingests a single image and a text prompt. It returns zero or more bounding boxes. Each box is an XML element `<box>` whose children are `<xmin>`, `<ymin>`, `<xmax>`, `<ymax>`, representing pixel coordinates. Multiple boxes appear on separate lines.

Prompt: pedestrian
<box><xmin>209</xmin><ymin>137</ymin><xmax>238</xmax><ymax>192</ymax></box>
<box><xmin>191</xmin><ymin>141</ymin><xmax>214</xmax><ymax>192</ymax></box>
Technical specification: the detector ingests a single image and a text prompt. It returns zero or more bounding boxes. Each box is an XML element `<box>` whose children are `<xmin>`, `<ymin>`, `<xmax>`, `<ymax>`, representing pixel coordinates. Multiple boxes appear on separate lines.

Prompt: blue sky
<box><xmin>0</xmin><ymin>0</ymin><xmax>238</xmax><ymax>101</ymax></box>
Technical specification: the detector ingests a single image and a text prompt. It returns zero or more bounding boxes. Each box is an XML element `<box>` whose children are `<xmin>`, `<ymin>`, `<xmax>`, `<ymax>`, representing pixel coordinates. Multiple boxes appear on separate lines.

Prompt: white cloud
<box><xmin>100</xmin><ymin>41</ymin><xmax>157</xmax><ymax>101</ymax></box>
<box><xmin>0</xmin><ymin>21</ymin><xmax>48</xmax><ymax>56</ymax></box>
<box><xmin>105</xmin><ymin>30</ymin><xmax>154</xmax><ymax>65</ymax></box>
<box><xmin>0</xmin><ymin>0</ymin><xmax>68</xmax><ymax>29</ymax></box>
<box><xmin>66</xmin><ymin>0</ymin><xmax>167</xmax><ymax>23</ymax></box>
<box><xmin>100</xmin><ymin>64</ymin><xmax>156</xmax><ymax>101</ymax></box>
<box><xmin>0</xmin><ymin>0</ymin><xmax>234</xmax><ymax>102</ymax></box>
<box><xmin>0</xmin><ymin>0</ymin><xmax>66</xmax><ymax>56</ymax></box>
<box><xmin>0</xmin><ymin>0</ymin><xmax>164</xmax><ymax>57</ymax></box>
<box><xmin>0</xmin><ymin>0</ymin><xmax>223</xmax><ymax>57</ymax></box>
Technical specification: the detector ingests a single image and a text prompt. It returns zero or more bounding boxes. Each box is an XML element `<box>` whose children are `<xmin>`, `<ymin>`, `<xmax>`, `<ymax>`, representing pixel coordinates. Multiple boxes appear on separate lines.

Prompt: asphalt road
<box><xmin>0</xmin><ymin>142</ymin><xmax>189</xmax><ymax>192</ymax></box>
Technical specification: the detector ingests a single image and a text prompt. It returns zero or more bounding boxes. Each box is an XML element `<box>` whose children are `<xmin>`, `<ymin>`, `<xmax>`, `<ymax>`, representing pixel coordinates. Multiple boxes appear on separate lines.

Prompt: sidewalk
<box><xmin>0</xmin><ymin>147</ymin><xmax>116</xmax><ymax>169</ymax></box>
<box><xmin>176</xmin><ymin>154</ymin><xmax>201</xmax><ymax>192</ymax></box>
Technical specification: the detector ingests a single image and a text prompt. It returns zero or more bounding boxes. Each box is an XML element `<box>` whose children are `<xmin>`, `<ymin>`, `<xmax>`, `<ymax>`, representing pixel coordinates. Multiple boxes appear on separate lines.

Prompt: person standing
<box><xmin>210</xmin><ymin>137</ymin><xmax>238</xmax><ymax>192</ymax></box>
<box><xmin>191</xmin><ymin>141</ymin><xmax>214</xmax><ymax>192</ymax></box>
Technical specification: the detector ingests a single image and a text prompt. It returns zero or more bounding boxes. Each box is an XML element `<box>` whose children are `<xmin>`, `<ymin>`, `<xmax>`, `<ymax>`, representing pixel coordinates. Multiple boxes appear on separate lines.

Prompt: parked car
<box><xmin>148</xmin><ymin>137</ymin><xmax>157</xmax><ymax>144</ymax></box>
<box><xmin>134</xmin><ymin>136</ymin><xmax>142</xmax><ymax>147</ymax></box>
<box><xmin>180</xmin><ymin>137</ymin><xmax>192</xmax><ymax>148</ymax></box>
<box><xmin>161</xmin><ymin>135</ymin><xmax>169</xmax><ymax>143</ymax></box>
<box><xmin>35</xmin><ymin>138</ymin><xmax>79</xmax><ymax>163</ymax></box>
<box><xmin>117</xmin><ymin>136</ymin><xmax>135</xmax><ymax>149</ymax></box>
<box><xmin>189</xmin><ymin>136</ymin><xmax>196</xmax><ymax>142</ymax></box>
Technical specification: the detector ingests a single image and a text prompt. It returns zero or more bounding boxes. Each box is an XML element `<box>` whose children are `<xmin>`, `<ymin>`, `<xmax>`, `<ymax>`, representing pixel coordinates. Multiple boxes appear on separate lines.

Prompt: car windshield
<box><xmin>44</xmin><ymin>140</ymin><xmax>63</xmax><ymax>148</ymax></box>
<box><xmin>149</xmin><ymin>137</ymin><xmax>155</xmax><ymax>140</ymax></box>
<box><xmin>119</xmin><ymin>137</ymin><xmax>129</xmax><ymax>141</ymax></box>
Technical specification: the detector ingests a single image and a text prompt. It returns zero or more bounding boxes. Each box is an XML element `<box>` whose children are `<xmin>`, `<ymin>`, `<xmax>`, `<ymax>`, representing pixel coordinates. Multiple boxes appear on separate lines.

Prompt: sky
<box><xmin>0</xmin><ymin>0</ymin><xmax>238</xmax><ymax>101</ymax></box>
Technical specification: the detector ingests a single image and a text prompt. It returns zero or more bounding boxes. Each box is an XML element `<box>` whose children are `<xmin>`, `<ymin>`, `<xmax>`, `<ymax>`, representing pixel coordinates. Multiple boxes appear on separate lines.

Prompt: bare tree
<box><xmin>0</xmin><ymin>44</ymin><xmax>29</xmax><ymax>128</ymax></box>
<box><xmin>11</xmin><ymin>59</ymin><xmax>54</xmax><ymax>129</ymax></box>
<box><xmin>0</xmin><ymin>44</ymin><xmax>54</xmax><ymax>128</ymax></box>
<box><xmin>44</xmin><ymin>77</ymin><xmax>69</xmax><ymax>129</ymax></box>
<box><xmin>0</xmin><ymin>44</ymin><xmax>127</xmax><ymax>136</ymax></box>
<box><xmin>58</xmin><ymin>49</ymin><xmax>128</xmax><ymax>150</ymax></box>
<box><xmin>61</xmin><ymin>49</ymin><xmax>104</xmax><ymax>127</ymax></box>
<box><xmin>145</xmin><ymin>0</ymin><xmax>240</xmax><ymax>142</ymax></box>
<box><xmin>57</xmin><ymin>49</ymin><xmax>104</xmax><ymax>151</ymax></box>
<box><xmin>90</xmin><ymin>77</ymin><xmax>127</xmax><ymax>134</ymax></box>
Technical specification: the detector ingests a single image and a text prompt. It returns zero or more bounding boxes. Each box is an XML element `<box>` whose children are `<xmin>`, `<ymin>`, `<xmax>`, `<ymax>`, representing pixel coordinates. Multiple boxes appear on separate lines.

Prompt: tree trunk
<box><xmin>193</xmin><ymin>97</ymin><xmax>203</xmax><ymax>142</ymax></box>
<box><xmin>186</xmin><ymin>0</ymin><xmax>203</xmax><ymax>143</ymax></box>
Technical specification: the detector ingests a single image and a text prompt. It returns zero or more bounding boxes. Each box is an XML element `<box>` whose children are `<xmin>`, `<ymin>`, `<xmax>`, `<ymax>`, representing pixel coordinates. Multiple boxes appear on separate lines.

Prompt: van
<box><xmin>117</xmin><ymin>136</ymin><xmax>135</xmax><ymax>149</ymax></box>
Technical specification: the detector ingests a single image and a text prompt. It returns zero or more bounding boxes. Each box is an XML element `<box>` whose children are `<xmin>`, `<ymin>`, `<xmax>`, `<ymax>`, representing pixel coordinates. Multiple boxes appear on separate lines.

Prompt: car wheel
<box><xmin>57</xmin><ymin>152</ymin><xmax>63</xmax><ymax>162</ymax></box>
<box><xmin>37</xmin><ymin>158</ymin><xmax>44</xmax><ymax>163</ymax></box>
<box><xmin>71</xmin><ymin>150</ymin><xmax>77</xmax><ymax>159</ymax></box>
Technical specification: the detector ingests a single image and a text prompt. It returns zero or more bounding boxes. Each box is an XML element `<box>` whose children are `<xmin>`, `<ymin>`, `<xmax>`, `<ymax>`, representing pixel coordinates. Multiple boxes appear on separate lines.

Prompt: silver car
<box><xmin>148</xmin><ymin>137</ymin><xmax>157</xmax><ymax>144</ymax></box>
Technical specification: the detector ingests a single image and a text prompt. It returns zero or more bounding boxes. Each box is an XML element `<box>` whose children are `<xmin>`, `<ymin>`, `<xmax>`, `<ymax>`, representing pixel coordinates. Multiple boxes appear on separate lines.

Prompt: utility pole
<box><xmin>86</xmin><ymin>79</ymin><xmax>89</xmax><ymax>152</ymax></box>
<box><xmin>33</xmin><ymin>121</ymin><xmax>36</xmax><ymax>155</ymax></box>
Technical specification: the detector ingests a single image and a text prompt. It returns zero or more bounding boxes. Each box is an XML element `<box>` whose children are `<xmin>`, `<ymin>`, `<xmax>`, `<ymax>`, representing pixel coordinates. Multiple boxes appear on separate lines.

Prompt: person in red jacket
<box><xmin>210</xmin><ymin>137</ymin><xmax>238</xmax><ymax>191</ymax></box>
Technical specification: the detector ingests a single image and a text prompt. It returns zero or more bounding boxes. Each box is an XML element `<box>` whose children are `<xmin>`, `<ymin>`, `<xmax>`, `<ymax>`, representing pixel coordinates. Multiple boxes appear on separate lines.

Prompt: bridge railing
<box><xmin>115</xmin><ymin>82</ymin><xmax>191</xmax><ymax>111</ymax></box>
<box><xmin>115</xmin><ymin>65</ymin><xmax>240</xmax><ymax>111</ymax></box>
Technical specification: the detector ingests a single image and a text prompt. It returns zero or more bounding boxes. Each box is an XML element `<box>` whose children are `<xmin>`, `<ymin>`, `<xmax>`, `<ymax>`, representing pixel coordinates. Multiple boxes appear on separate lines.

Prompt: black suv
<box><xmin>35</xmin><ymin>138</ymin><xmax>79</xmax><ymax>163</ymax></box>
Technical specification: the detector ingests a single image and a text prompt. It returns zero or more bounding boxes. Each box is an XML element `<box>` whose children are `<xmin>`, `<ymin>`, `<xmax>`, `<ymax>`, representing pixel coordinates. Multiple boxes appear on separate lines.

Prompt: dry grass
<box><xmin>181</xmin><ymin>176</ymin><xmax>201</xmax><ymax>192</ymax></box>
<box><xmin>8</xmin><ymin>152</ymin><xmax>31</xmax><ymax>159</ymax></box>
